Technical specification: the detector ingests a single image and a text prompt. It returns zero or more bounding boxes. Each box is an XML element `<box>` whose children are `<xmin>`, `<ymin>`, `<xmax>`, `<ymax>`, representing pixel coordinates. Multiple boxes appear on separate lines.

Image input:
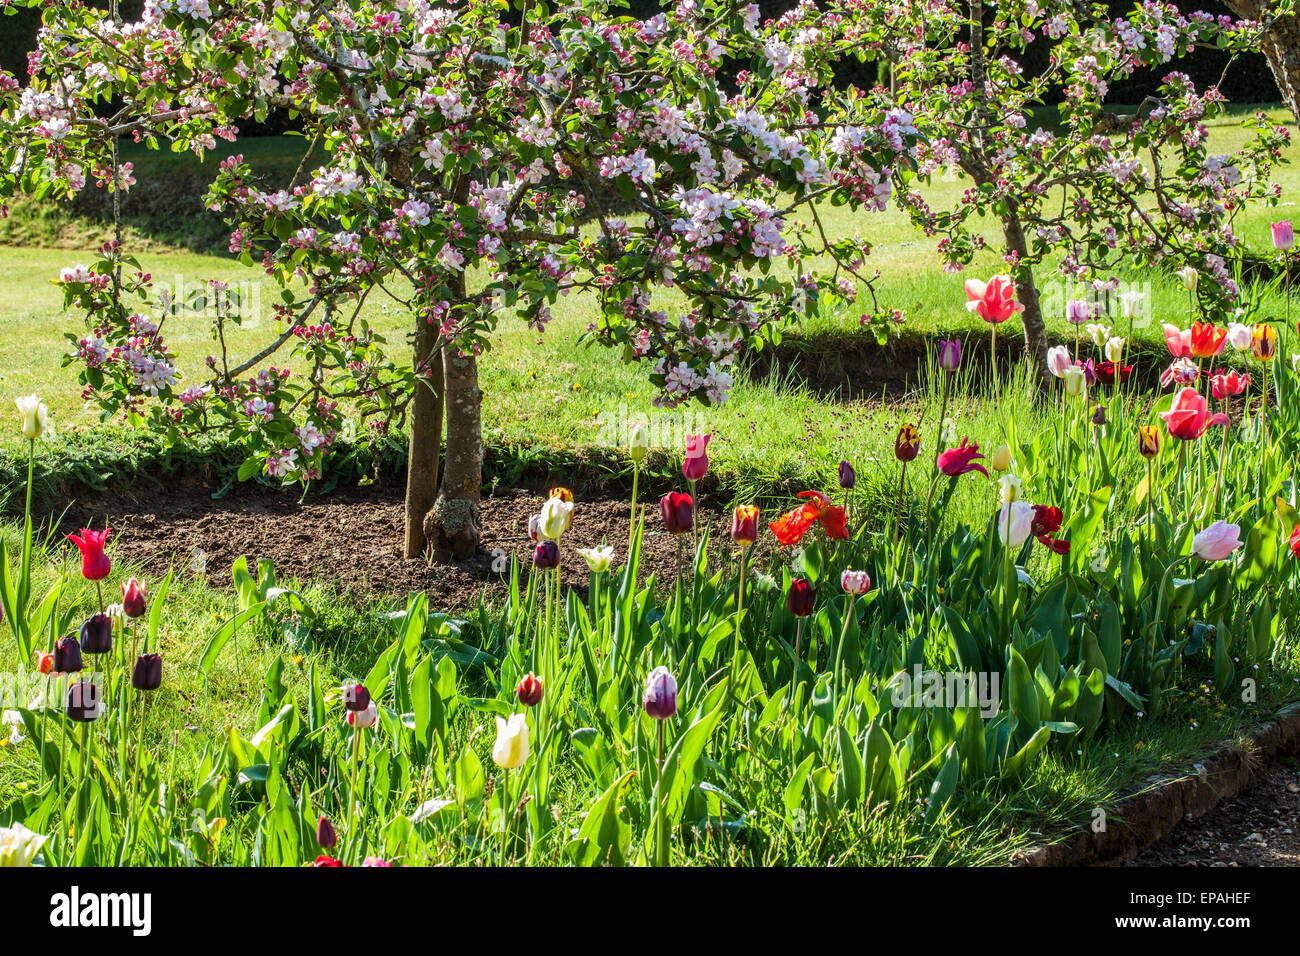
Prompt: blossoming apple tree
<box><xmin>844</xmin><ymin>0</ymin><xmax>1288</xmax><ymax>369</ymax></box>
<box><xmin>0</xmin><ymin>0</ymin><xmax>918</xmax><ymax>560</ymax></box>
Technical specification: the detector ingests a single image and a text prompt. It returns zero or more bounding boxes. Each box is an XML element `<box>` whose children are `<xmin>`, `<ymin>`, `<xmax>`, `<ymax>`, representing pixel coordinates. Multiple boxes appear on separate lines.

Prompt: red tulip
<box><xmin>964</xmin><ymin>274</ymin><xmax>1022</xmax><ymax>325</ymax></box>
<box><xmin>937</xmin><ymin>439</ymin><xmax>988</xmax><ymax>478</ymax></box>
<box><xmin>1210</xmin><ymin>371</ymin><xmax>1251</xmax><ymax>399</ymax></box>
<box><xmin>1189</xmin><ymin>322</ymin><xmax>1227</xmax><ymax>359</ymax></box>
<box><xmin>121</xmin><ymin>577</ymin><xmax>147</xmax><ymax>618</ymax></box>
<box><xmin>682</xmin><ymin>433</ymin><xmax>710</xmax><ymax>482</ymax></box>
<box><xmin>66</xmin><ymin>527</ymin><xmax>112</xmax><ymax>581</ymax></box>
<box><xmin>1095</xmin><ymin>360</ymin><xmax>1133</xmax><ymax>386</ymax></box>
<box><xmin>1030</xmin><ymin>505</ymin><xmax>1063</xmax><ymax>539</ymax></box>
<box><xmin>659</xmin><ymin>492</ymin><xmax>694</xmax><ymax>535</ymax></box>
<box><xmin>786</xmin><ymin>578</ymin><xmax>816</xmax><ymax>617</ymax></box>
<box><xmin>516</xmin><ymin>672</ymin><xmax>544</xmax><ymax>708</ymax></box>
<box><xmin>730</xmin><ymin>505</ymin><xmax>760</xmax><ymax>547</ymax></box>
<box><xmin>1160</xmin><ymin>387</ymin><xmax>1229</xmax><ymax>441</ymax></box>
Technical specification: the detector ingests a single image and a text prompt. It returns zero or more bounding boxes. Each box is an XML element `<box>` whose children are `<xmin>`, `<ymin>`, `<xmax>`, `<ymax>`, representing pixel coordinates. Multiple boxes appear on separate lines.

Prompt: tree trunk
<box><xmin>403</xmin><ymin>323</ymin><xmax>444</xmax><ymax>559</ymax></box>
<box><xmin>1223</xmin><ymin>0</ymin><xmax>1300</xmax><ymax>123</ymax></box>
<box><xmin>424</xmin><ymin>346</ymin><xmax>483</xmax><ymax>562</ymax></box>
<box><xmin>1002</xmin><ymin>209</ymin><xmax>1049</xmax><ymax>381</ymax></box>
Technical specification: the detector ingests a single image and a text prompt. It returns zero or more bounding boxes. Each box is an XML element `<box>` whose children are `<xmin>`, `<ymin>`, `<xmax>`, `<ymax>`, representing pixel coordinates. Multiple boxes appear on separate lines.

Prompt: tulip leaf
<box><xmin>566</xmin><ymin>770</ymin><xmax>635</xmax><ymax>867</ymax></box>
<box><xmin>199</xmin><ymin>601</ymin><xmax>267</xmax><ymax>676</ymax></box>
<box><xmin>1238</xmin><ymin>512</ymin><xmax>1281</xmax><ymax>592</ymax></box>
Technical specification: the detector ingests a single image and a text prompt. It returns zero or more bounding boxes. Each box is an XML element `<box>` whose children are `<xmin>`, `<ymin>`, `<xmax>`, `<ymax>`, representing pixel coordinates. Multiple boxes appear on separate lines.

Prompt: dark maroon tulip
<box><xmin>79</xmin><ymin>613</ymin><xmax>113</xmax><ymax>655</ymax></box>
<box><xmin>838</xmin><ymin>460</ymin><xmax>856</xmax><ymax>490</ymax></box>
<box><xmin>532</xmin><ymin>540</ymin><xmax>559</xmax><ymax>569</ymax></box>
<box><xmin>516</xmin><ymin>672</ymin><xmax>544</xmax><ymax>708</ymax></box>
<box><xmin>65</xmin><ymin>680</ymin><xmax>102</xmax><ymax>722</ymax></box>
<box><xmin>132</xmin><ymin>653</ymin><xmax>162</xmax><ymax>691</ymax></box>
<box><xmin>316</xmin><ymin>816</ymin><xmax>338</xmax><ymax>851</ymax></box>
<box><xmin>343</xmin><ymin>683</ymin><xmax>370</xmax><ymax>712</ymax></box>
<box><xmin>659</xmin><ymin>492</ymin><xmax>693</xmax><ymax>535</ymax></box>
<box><xmin>1091</xmin><ymin>404</ymin><xmax>1107</xmax><ymax>426</ymax></box>
<box><xmin>53</xmin><ymin>634</ymin><xmax>83</xmax><ymax>673</ymax></box>
<box><xmin>786</xmin><ymin>578</ymin><xmax>816</xmax><ymax>618</ymax></box>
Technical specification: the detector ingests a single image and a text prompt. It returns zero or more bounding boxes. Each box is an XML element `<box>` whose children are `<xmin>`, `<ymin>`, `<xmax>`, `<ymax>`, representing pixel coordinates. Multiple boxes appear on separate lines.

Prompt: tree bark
<box><xmin>403</xmin><ymin>322</ymin><xmax>444</xmax><ymax>559</ymax></box>
<box><xmin>1001</xmin><ymin>209</ymin><xmax>1049</xmax><ymax>381</ymax></box>
<box><xmin>1223</xmin><ymin>0</ymin><xmax>1300</xmax><ymax>123</ymax></box>
<box><xmin>424</xmin><ymin>346</ymin><xmax>483</xmax><ymax>562</ymax></box>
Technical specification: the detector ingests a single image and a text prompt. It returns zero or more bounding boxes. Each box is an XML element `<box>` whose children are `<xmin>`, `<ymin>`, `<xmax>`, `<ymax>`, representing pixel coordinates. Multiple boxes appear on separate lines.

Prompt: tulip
<box><xmin>577</xmin><ymin>544</ymin><xmax>614</xmax><ymax>573</ymax></box>
<box><xmin>769</xmin><ymin>492</ymin><xmax>848</xmax><ymax>545</ymax></box>
<box><xmin>997</xmin><ymin>473</ymin><xmax>1022</xmax><ymax>503</ymax></box>
<box><xmin>316</xmin><ymin>817</ymin><xmax>338</xmax><ymax>851</ymax></box>
<box><xmin>1063</xmin><ymin>366</ymin><xmax>1086</xmax><ymax>396</ymax></box>
<box><xmin>1159</xmin><ymin>357</ymin><xmax>1199</xmax><ymax>388</ymax></box>
<box><xmin>14</xmin><ymin>394</ymin><xmax>47</xmax><ymax>441</ymax></box>
<box><xmin>515</xmin><ymin>672</ymin><xmax>544</xmax><ymax>708</ymax></box>
<box><xmin>1119</xmin><ymin>290</ymin><xmax>1145</xmax><ymax>319</ymax></box>
<box><xmin>1095</xmin><ymin>360</ymin><xmax>1133</xmax><ymax>386</ymax></box>
<box><xmin>313</xmin><ymin>855</ymin><xmax>344</xmax><ymax>867</ymax></box>
<box><xmin>937</xmin><ymin>339</ymin><xmax>962</xmax><ymax>372</ymax></box>
<box><xmin>786</xmin><ymin>578</ymin><xmax>816</xmax><ymax>617</ymax></box>
<box><xmin>1189</xmin><ymin>323</ymin><xmax>1226</xmax><ymax>359</ymax></box>
<box><xmin>682</xmin><ymin>433</ymin><xmax>710</xmax><ymax>482</ymax></box>
<box><xmin>53</xmin><ymin>635</ymin><xmax>82</xmax><ymax>673</ymax></box>
<box><xmin>1065</xmin><ymin>299</ymin><xmax>1092</xmax><ymax>325</ymax></box>
<box><xmin>343</xmin><ymin>683</ymin><xmax>370</xmax><ymax>712</ymax></box>
<box><xmin>1190</xmin><ymin>520</ymin><xmax>1242</xmax><ymax>562</ymax></box>
<box><xmin>937</xmin><ymin>438</ymin><xmax>988</xmax><ymax>478</ymax></box>
<box><xmin>642</xmin><ymin>666</ymin><xmax>678</xmax><ymax>720</ymax></box>
<box><xmin>549</xmin><ymin>486</ymin><xmax>573</xmax><ymax>504</ymax></box>
<box><xmin>37</xmin><ymin>652</ymin><xmax>54</xmax><ymax>675</ymax></box>
<box><xmin>659</xmin><ymin>492</ymin><xmax>694</xmax><ymax>535</ymax></box>
<box><xmin>1210</xmin><ymin>371</ymin><xmax>1251</xmax><ymax>399</ymax></box>
<box><xmin>990</xmin><ymin>444</ymin><xmax>1012</xmax><ymax>473</ymax></box>
<box><xmin>1138</xmin><ymin>425</ymin><xmax>1160</xmax><ymax>459</ymax></box>
<box><xmin>1176</xmin><ymin>266</ymin><xmax>1198</xmax><ymax>291</ymax></box>
<box><xmin>1104</xmin><ymin>336</ymin><xmax>1126</xmax><ymax>363</ymax></box>
<box><xmin>346</xmin><ymin>701</ymin><xmax>379</xmax><ymax>730</ymax></box>
<box><xmin>1162</xmin><ymin>324</ymin><xmax>1193</xmax><ymax>359</ymax></box>
<box><xmin>1160</xmin><ymin>387</ymin><xmax>1229</xmax><ymax>441</ymax></box>
<box><xmin>527</xmin><ymin>514</ymin><xmax>543</xmax><ymax>542</ymax></box>
<box><xmin>79</xmin><ymin>613</ymin><xmax>112</xmax><ymax>655</ymax></box>
<box><xmin>1289</xmin><ymin>525</ymin><xmax>1300</xmax><ymax>560</ymax></box>
<box><xmin>1086</xmin><ymin>323</ymin><xmax>1110</xmax><ymax>348</ymax></box>
<box><xmin>0</xmin><ymin>823</ymin><xmax>47</xmax><ymax>868</ymax></box>
<box><xmin>1030</xmin><ymin>505</ymin><xmax>1064</xmax><ymax>540</ymax></box>
<box><xmin>965</xmin><ymin>274</ymin><xmax>1022</xmax><ymax>324</ymax></box>
<box><xmin>66</xmin><ymin>528</ymin><xmax>112</xmax><ymax>582</ymax></box>
<box><xmin>131</xmin><ymin>653</ymin><xmax>162</xmax><ymax>691</ymax></box>
<box><xmin>628</xmin><ymin>422</ymin><xmax>650</xmax><ymax>464</ymax></box>
<box><xmin>894</xmin><ymin>423</ymin><xmax>921</xmax><ymax>461</ymax></box>
<box><xmin>532</xmin><ymin>539</ymin><xmax>559</xmax><ymax>569</ymax></box>
<box><xmin>1226</xmin><ymin>322</ymin><xmax>1252</xmax><ymax>352</ymax></box>
<box><xmin>837</xmin><ymin>460</ymin><xmax>856</xmax><ymax>490</ymax></box>
<box><xmin>64</xmin><ymin>680</ymin><xmax>102</xmax><ymax>722</ymax></box>
<box><xmin>840</xmin><ymin>569</ymin><xmax>871</xmax><ymax>595</ymax></box>
<box><xmin>121</xmin><ymin>578</ymin><xmax>147</xmax><ymax>619</ymax></box>
<box><xmin>730</xmin><ymin>505</ymin><xmax>760</xmax><ymax>548</ymax></box>
<box><xmin>361</xmin><ymin>857</ymin><xmax>393</xmax><ymax>867</ymax></box>
<box><xmin>997</xmin><ymin>501</ymin><xmax>1035</xmax><ymax>549</ymax></box>
<box><xmin>1046</xmin><ymin>345</ymin><xmax>1071</xmax><ymax>378</ymax></box>
<box><xmin>1251</xmin><ymin>324</ymin><xmax>1277</xmax><ymax>361</ymax></box>
<box><xmin>538</xmin><ymin>496</ymin><xmax>573</xmax><ymax>539</ymax></box>
<box><xmin>1075</xmin><ymin>358</ymin><xmax>1097</xmax><ymax>386</ymax></box>
<box><xmin>1272</xmin><ymin>220</ymin><xmax>1294</xmax><ymax>252</ymax></box>
<box><xmin>1091</xmin><ymin>404</ymin><xmax>1107</xmax><ymax>426</ymax></box>
<box><xmin>492</xmin><ymin>712</ymin><xmax>529</xmax><ymax>768</ymax></box>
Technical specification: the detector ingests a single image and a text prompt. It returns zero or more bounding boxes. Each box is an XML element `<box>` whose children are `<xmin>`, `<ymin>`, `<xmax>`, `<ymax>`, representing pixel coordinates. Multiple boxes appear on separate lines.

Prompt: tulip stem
<box><xmin>891</xmin><ymin>461</ymin><xmax>908</xmax><ymax>544</ymax></box>
<box><xmin>725</xmin><ymin>546</ymin><xmax>746</xmax><ymax>720</ymax></box>
<box><xmin>346</xmin><ymin>726</ymin><xmax>362</xmax><ymax>861</ymax></box>
<box><xmin>628</xmin><ymin>464</ymin><xmax>639</xmax><ymax>561</ymax></box>
<box><xmin>654</xmin><ymin>719</ymin><xmax>667</xmax><ymax>868</ymax></box>
<box><xmin>789</xmin><ymin>617</ymin><xmax>804</xmax><ymax>707</ymax></box>
<box><xmin>499</xmin><ymin>767</ymin><xmax>510</xmax><ymax>866</ymax></box>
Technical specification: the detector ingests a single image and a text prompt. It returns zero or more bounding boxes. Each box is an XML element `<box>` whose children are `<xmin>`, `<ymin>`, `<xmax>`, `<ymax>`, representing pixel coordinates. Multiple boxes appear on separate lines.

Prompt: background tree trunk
<box><xmin>1002</xmin><ymin>210</ymin><xmax>1049</xmax><ymax>380</ymax></box>
<box><xmin>424</xmin><ymin>346</ymin><xmax>483</xmax><ymax>561</ymax></box>
<box><xmin>403</xmin><ymin>323</ymin><xmax>444</xmax><ymax>559</ymax></box>
<box><xmin>1223</xmin><ymin>0</ymin><xmax>1300</xmax><ymax>123</ymax></box>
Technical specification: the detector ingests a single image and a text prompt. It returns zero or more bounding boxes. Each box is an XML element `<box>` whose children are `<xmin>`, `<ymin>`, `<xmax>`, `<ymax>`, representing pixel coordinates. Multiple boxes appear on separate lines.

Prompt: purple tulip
<box><xmin>53</xmin><ymin>635</ymin><xmax>83</xmax><ymax>673</ymax></box>
<box><xmin>1272</xmin><ymin>221</ymin><xmax>1294</xmax><ymax>252</ymax></box>
<box><xmin>642</xmin><ymin>666</ymin><xmax>678</xmax><ymax>720</ymax></box>
<box><xmin>938</xmin><ymin>339</ymin><xmax>962</xmax><ymax>372</ymax></box>
<box><xmin>79</xmin><ymin>613</ymin><xmax>112</xmax><ymax>655</ymax></box>
<box><xmin>533</xmin><ymin>539</ymin><xmax>559</xmax><ymax>569</ymax></box>
<box><xmin>837</xmin><ymin>460</ymin><xmax>856</xmax><ymax>490</ymax></box>
<box><xmin>131</xmin><ymin>653</ymin><xmax>162</xmax><ymax>691</ymax></box>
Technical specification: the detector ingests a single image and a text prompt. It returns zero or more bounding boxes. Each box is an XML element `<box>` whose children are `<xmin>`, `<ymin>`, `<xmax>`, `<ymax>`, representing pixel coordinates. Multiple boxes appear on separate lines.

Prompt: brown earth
<box><xmin>47</xmin><ymin>476</ymin><xmax>783</xmax><ymax>605</ymax></box>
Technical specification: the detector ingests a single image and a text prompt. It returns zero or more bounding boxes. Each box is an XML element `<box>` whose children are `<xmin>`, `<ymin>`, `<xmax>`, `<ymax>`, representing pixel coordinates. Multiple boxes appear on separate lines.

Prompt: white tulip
<box><xmin>0</xmin><ymin>823</ymin><xmax>46</xmax><ymax>867</ymax></box>
<box><xmin>14</xmin><ymin>394</ymin><xmax>46</xmax><ymax>441</ymax></box>
<box><xmin>577</xmin><ymin>545</ymin><xmax>614</xmax><ymax>573</ymax></box>
<box><xmin>492</xmin><ymin>712</ymin><xmax>529</xmax><ymax>769</ymax></box>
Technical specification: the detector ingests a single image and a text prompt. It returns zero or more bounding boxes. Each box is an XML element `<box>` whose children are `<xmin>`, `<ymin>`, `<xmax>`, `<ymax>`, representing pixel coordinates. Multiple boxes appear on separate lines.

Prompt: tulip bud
<box><xmin>1272</xmin><ymin>220</ymin><xmax>1294</xmax><ymax>252</ymax></box>
<box><xmin>527</xmin><ymin>514</ymin><xmax>544</xmax><ymax>542</ymax></box>
<box><xmin>516</xmin><ymin>672</ymin><xmax>544</xmax><ymax>708</ymax></box>
<box><xmin>1091</xmin><ymin>404</ymin><xmax>1107</xmax><ymax>426</ymax></box>
<box><xmin>343</xmin><ymin>683</ymin><xmax>370</xmax><ymax>712</ymax></box>
<box><xmin>14</xmin><ymin>394</ymin><xmax>47</xmax><ymax>441</ymax></box>
<box><xmin>539</xmin><ymin>496</ymin><xmax>573</xmax><ymax>539</ymax></box>
<box><xmin>786</xmin><ymin>578</ymin><xmax>816</xmax><ymax>618</ymax></box>
<box><xmin>659</xmin><ymin>492</ymin><xmax>693</xmax><ymax>535</ymax></box>
<box><xmin>837</xmin><ymin>460</ymin><xmax>856</xmax><ymax>490</ymax></box>
<box><xmin>65</xmin><ymin>680</ymin><xmax>102</xmax><ymax>722</ymax></box>
<box><xmin>642</xmin><ymin>666</ymin><xmax>678</xmax><ymax>720</ymax></box>
<box><xmin>730</xmin><ymin>505</ymin><xmax>760</xmax><ymax>548</ymax></box>
<box><xmin>53</xmin><ymin>635</ymin><xmax>82</xmax><ymax>674</ymax></box>
<box><xmin>131</xmin><ymin>653</ymin><xmax>162</xmax><ymax>691</ymax></box>
<box><xmin>894</xmin><ymin>423</ymin><xmax>921</xmax><ymax>462</ymax></box>
<box><xmin>682</xmin><ymin>433</ymin><xmax>710</xmax><ymax>482</ymax></box>
<box><xmin>1176</xmin><ymin>266</ymin><xmax>1198</xmax><ymax>291</ymax></box>
<box><xmin>840</xmin><ymin>569</ymin><xmax>871</xmax><ymax>595</ymax></box>
<box><xmin>121</xmin><ymin>578</ymin><xmax>147</xmax><ymax>619</ymax></box>
<box><xmin>532</xmin><ymin>539</ymin><xmax>559</xmax><ymax>569</ymax></box>
<box><xmin>316</xmin><ymin>817</ymin><xmax>338</xmax><ymax>851</ymax></box>
<box><xmin>1138</xmin><ymin>425</ymin><xmax>1160</xmax><ymax>459</ymax></box>
<box><xmin>938</xmin><ymin>339</ymin><xmax>962</xmax><ymax>372</ymax></box>
<box><xmin>1063</xmin><ymin>366</ymin><xmax>1086</xmax><ymax>397</ymax></box>
<box><xmin>79</xmin><ymin>613</ymin><xmax>113</xmax><ymax>655</ymax></box>
<box><xmin>1104</xmin><ymin>336</ymin><xmax>1125</xmax><ymax>363</ymax></box>
<box><xmin>577</xmin><ymin>545</ymin><xmax>614</xmax><ymax>573</ymax></box>
<box><xmin>629</xmin><ymin>422</ymin><xmax>650</xmax><ymax>465</ymax></box>
<box><xmin>990</xmin><ymin>444</ymin><xmax>1012</xmax><ymax>472</ymax></box>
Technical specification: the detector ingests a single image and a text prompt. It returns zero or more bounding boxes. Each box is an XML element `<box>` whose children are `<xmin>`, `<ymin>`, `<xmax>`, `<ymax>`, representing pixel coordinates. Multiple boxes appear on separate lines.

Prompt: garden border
<box><xmin>1015</xmin><ymin>705</ymin><xmax>1300</xmax><ymax>866</ymax></box>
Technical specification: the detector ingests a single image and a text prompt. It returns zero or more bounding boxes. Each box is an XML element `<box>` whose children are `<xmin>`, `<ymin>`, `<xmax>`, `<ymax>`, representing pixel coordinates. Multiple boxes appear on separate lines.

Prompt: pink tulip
<box><xmin>1160</xmin><ymin>387</ymin><xmax>1228</xmax><ymax>441</ymax></box>
<box><xmin>682</xmin><ymin>433</ymin><xmax>710</xmax><ymax>482</ymax></box>
<box><xmin>1046</xmin><ymin>345</ymin><xmax>1072</xmax><ymax>378</ymax></box>
<box><xmin>1210</xmin><ymin>371</ymin><xmax>1251</xmax><ymax>399</ymax></box>
<box><xmin>1191</xmin><ymin>520</ymin><xmax>1242</xmax><ymax>562</ymax></box>
<box><xmin>964</xmin><ymin>274</ymin><xmax>1022</xmax><ymax>325</ymax></box>
<box><xmin>66</xmin><ymin>528</ymin><xmax>112</xmax><ymax>582</ymax></box>
<box><xmin>1272</xmin><ymin>221</ymin><xmax>1294</xmax><ymax>252</ymax></box>
<box><xmin>1161</xmin><ymin>323</ymin><xmax>1192</xmax><ymax>359</ymax></box>
<box><xmin>840</xmin><ymin>569</ymin><xmax>872</xmax><ymax>595</ymax></box>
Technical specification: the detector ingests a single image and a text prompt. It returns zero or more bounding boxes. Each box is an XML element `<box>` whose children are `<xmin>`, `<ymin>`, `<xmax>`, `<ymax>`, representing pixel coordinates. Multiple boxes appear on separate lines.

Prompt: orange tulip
<box><xmin>1189</xmin><ymin>322</ymin><xmax>1226</xmax><ymax>359</ymax></box>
